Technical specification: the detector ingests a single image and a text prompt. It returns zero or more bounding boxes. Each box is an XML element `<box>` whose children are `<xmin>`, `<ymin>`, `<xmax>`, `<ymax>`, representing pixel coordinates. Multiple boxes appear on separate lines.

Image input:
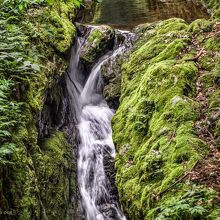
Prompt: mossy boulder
<box><xmin>80</xmin><ymin>25</ymin><xmax>115</xmax><ymax>64</ymax></box>
<box><xmin>113</xmin><ymin>18</ymin><xmax>220</xmax><ymax>219</ymax></box>
<box><xmin>99</xmin><ymin>30</ymin><xmax>133</xmax><ymax>109</ymax></box>
<box><xmin>37</xmin><ymin>131</ymin><xmax>77</xmax><ymax>220</ymax></box>
<box><xmin>27</xmin><ymin>1</ymin><xmax>77</xmax><ymax>53</ymax></box>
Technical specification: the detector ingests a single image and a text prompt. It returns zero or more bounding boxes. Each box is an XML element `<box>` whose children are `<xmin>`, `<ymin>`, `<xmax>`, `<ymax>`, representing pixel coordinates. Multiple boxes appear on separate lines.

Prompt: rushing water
<box><xmin>67</xmin><ymin>28</ymin><xmax>132</xmax><ymax>220</ymax></box>
<box><xmin>91</xmin><ymin>0</ymin><xmax>209</xmax><ymax>29</ymax></box>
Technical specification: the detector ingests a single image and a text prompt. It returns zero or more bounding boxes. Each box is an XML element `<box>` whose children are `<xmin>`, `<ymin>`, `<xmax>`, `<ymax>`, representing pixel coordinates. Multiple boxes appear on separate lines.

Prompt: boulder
<box><xmin>80</xmin><ymin>25</ymin><xmax>115</xmax><ymax>65</ymax></box>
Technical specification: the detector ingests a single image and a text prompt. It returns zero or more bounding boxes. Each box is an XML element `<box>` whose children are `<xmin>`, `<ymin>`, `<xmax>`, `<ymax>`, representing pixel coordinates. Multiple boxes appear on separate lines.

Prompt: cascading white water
<box><xmin>67</xmin><ymin>27</ymin><xmax>133</xmax><ymax>220</ymax></box>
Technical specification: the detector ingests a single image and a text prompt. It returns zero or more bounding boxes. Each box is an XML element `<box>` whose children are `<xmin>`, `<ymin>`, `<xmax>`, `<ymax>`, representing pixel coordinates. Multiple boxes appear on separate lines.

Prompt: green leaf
<box><xmin>23</xmin><ymin>60</ymin><xmax>31</xmax><ymax>66</ymax></box>
<box><xmin>31</xmin><ymin>63</ymin><xmax>40</xmax><ymax>71</ymax></box>
<box><xmin>0</xmin><ymin>130</ymin><xmax>11</xmax><ymax>137</ymax></box>
<box><xmin>0</xmin><ymin>143</ymin><xmax>17</xmax><ymax>157</ymax></box>
<box><xmin>18</xmin><ymin>4</ymin><xmax>23</xmax><ymax>11</ymax></box>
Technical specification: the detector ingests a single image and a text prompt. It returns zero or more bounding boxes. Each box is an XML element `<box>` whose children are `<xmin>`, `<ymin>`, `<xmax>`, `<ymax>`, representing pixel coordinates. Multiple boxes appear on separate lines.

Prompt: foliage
<box><xmin>0</xmin><ymin>79</ymin><xmax>23</xmax><ymax>140</ymax></box>
<box><xmin>0</xmin><ymin>81</ymin><xmax>21</xmax><ymax>165</ymax></box>
<box><xmin>0</xmin><ymin>1</ymin><xmax>42</xmax><ymax>165</ymax></box>
<box><xmin>2</xmin><ymin>0</ymin><xmax>84</xmax><ymax>11</ymax></box>
<box><xmin>0</xmin><ymin>0</ymin><xmax>80</xmax><ymax>165</ymax></box>
<box><xmin>151</xmin><ymin>186</ymin><xmax>212</xmax><ymax>219</ymax></box>
<box><xmin>0</xmin><ymin>79</ymin><xmax>23</xmax><ymax>165</ymax></box>
<box><xmin>0</xmin><ymin>12</ymin><xmax>42</xmax><ymax>78</ymax></box>
<box><xmin>0</xmin><ymin>79</ymin><xmax>21</xmax><ymax>165</ymax></box>
<box><xmin>0</xmin><ymin>0</ymin><xmax>78</xmax><ymax>218</ymax></box>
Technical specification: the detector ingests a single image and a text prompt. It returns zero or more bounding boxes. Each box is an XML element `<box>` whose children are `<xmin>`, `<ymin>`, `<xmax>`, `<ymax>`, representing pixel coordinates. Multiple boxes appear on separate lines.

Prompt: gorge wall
<box><xmin>0</xmin><ymin>1</ymin><xmax>80</xmax><ymax>219</ymax></box>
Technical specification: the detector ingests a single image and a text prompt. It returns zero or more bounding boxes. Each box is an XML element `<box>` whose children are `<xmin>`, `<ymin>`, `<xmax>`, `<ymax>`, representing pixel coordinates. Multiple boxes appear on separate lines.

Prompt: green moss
<box><xmin>45</xmin><ymin>3</ymin><xmax>76</xmax><ymax>53</ymax></box>
<box><xmin>156</xmin><ymin>18</ymin><xmax>188</xmax><ymax>34</ymax></box>
<box><xmin>27</xmin><ymin>1</ymin><xmax>76</xmax><ymax>53</ymax></box>
<box><xmin>36</xmin><ymin>131</ymin><xmax>76</xmax><ymax>220</ymax></box>
<box><xmin>200</xmin><ymin>71</ymin><xmax>216</xmax><ymax>90</ymax></box>
<box><xmin>1</xmin><ymin>121</ymin><xmax>42</xmax><ymax>219</ymax></box>
<box><xmin>0</xmin><ymin>1</ymin><xmax>78</xmax><ymax>219</ymax></box>
<box><xmin>20</xmin><ymin>2</ymin><xmax>77</xmax><ymax>111</ymax></box>
<box><xmin>7</xmin><ymin>120</ymin><xmax>76</xmax><ymax>220</ymax></box>
<box><xmin>200</xmin><ymin>55</ymin><xmax>216</xmax><ymax>71</ymax></box>
<box><xmin>204</xmin><ymin>37</ymin><xmax>220</xmax><ymax>52</ymax></box>
<box><xmin>188</xmin><ymin>19</ymin><xmax>213</xmax><ymax>34</ymax></box>
<box><xmin>113</xmin><ymin>18</ymin><xmax>220</xmax><ymax>219</ymax></box>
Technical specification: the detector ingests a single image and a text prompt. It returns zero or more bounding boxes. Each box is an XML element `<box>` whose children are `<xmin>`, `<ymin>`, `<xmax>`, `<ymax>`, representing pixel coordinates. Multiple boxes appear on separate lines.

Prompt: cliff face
<box><xmin>0</xmin><ymin>1</ymin><xmax>80</xmax><ymax>219</ymax></box>
<box><xmin>112</xmin><ymin>4</ymin><xmax>220</xmax><ymax>220</ymax></box>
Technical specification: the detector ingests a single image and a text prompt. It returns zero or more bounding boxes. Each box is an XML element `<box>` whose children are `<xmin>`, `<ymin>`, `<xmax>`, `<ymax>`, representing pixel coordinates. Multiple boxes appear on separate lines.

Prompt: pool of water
<box><xmin>91</xmin><ymin>0</ymin><xmax>209</xmax><ymax>29</ymax></box>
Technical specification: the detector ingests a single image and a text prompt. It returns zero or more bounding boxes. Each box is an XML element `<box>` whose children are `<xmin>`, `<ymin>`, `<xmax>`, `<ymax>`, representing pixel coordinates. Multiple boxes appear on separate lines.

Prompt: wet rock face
<box><xmin>80</xmin><ymin>25</ymin><xmax>115</xmax><ymax>65</ymax></box>
<box><xmin>77</xmin><ymin>26</ymin><xmax>134</xmax><ymax>110</ymax></box>
<box><xmin>100</xmin><ymin>54</ymin><xmax>122</xmax><ymax>109</ymax></box>
<box><xmin>37</xmin><ymin>76</ymin><xmax>81</xmax><ymax>220</ymax></box>
<box><xmin>100</xmin><ymin>31</ymin><xmax>133</xmax><ymax>109</ymax></box>
<box><xmin>38</xmin><ymin>77</ymin><xmax>70</xmax><ymax>138</ymax></box>
<box><xmin>77</xmin><ymin>25</ymin><xmax>123</xmax><ymax>109</ymax></box>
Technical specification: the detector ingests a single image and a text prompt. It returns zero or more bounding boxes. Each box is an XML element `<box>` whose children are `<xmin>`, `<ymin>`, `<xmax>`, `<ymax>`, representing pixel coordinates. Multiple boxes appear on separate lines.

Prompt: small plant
<box><xmin>0</xmin><ymin>78</ymin><xmax>24</xmax><ymax>165</ymax></box>
<box><xmin>151</xmin><ymin>186</ymin><xmax>214</xmax><ymax>220</ymax></box>
<box><xmin>154</xmin><ymin>199</ymin><xmax>206</xmax><ymax>220</ymax></box>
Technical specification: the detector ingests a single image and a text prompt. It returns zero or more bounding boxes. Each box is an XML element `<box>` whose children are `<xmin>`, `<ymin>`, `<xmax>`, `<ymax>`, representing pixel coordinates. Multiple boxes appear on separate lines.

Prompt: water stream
<box><xmin>67</xmin><ymin>28</ymin><xmax>132</xmax><ymax>220</ymax></box>
<box><xmin>67</xmin><ymin>1</ymin><xmax>213</xmax><ymax>219</ymax></box>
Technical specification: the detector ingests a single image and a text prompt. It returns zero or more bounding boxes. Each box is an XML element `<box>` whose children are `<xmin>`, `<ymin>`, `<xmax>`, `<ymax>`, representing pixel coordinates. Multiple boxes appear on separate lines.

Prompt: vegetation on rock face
<box><xmin>113</xmin><ymin>16</ymin><xmax>220</xmax><ymax>220</ymax></box>
<box><xmin>0</xmin><ymin>0</ymin><xmax>83</xmax><ymax>219</ymax></box>
<box><xmin>36</xmin><ymin>131</ymin><xmax>77</xmax><ymax>219</ymax></box>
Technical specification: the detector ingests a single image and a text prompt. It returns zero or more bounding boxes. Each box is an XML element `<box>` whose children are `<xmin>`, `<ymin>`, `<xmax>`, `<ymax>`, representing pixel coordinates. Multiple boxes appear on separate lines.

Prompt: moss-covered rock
<box><xmin>26</xmin><ymin>1</ymin><xmax>77</xmax><ymax>53</ymax></box>
<box><xmin>80</xmin><ymin>25</ymin><xmax>114</xmax><ymax>64</ymax></box>
<box><xmin>0</xmin><ymin>1</ymin><xmax>80</xmax><ymax>219</ymax></box>
<box><xmin>113</xmin><ymin>18</ymin><xmax>220</xmax><ymax>219</ymax></box>
<box><xmin>37</xmin><ymin>131</ymin><xmax>77</xmax><ymax>220</ymax></box>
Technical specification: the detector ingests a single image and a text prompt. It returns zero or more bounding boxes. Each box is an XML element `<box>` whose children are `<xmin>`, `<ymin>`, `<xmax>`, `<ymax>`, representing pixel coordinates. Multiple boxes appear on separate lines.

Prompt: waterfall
<box><xmin>67</xmin><ymin>26</ymin><xmax>133</xmax><ymax>220</ymax></box>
